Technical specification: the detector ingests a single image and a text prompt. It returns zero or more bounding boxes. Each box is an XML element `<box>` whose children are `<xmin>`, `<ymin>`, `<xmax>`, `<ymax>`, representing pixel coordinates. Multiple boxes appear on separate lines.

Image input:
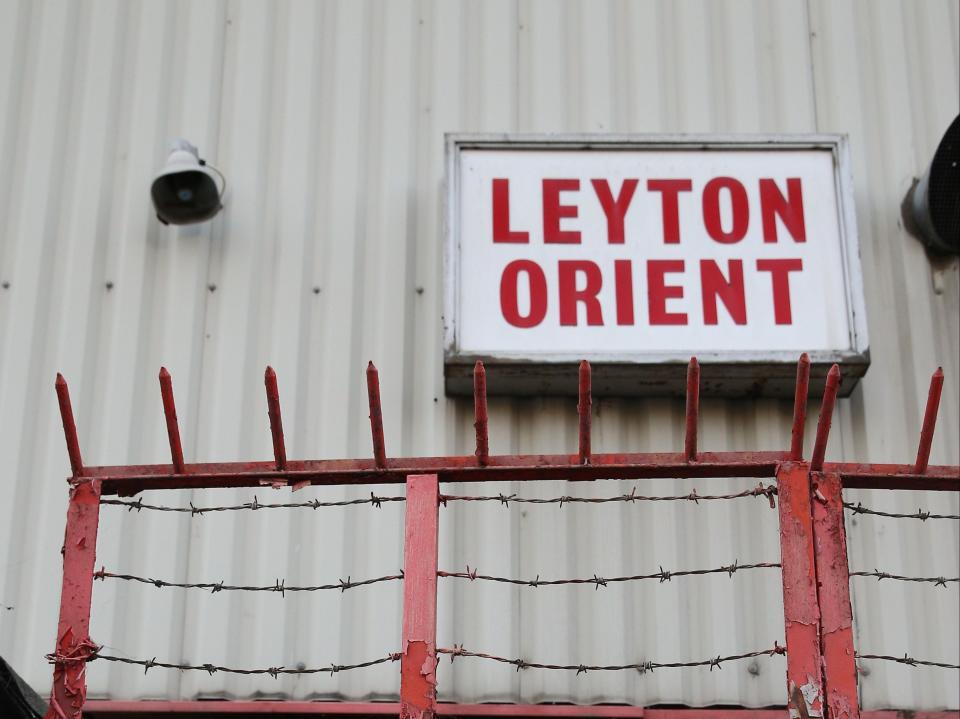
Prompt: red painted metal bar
<box><xmin>578</xmin><ymin>360</ymin><xmax>592</xmax><ymax>465</ymax></box>
<box><xmin>81</xmin><ymin>701</ymin><xmax>960</xmax><ymax>718</ymax></box>
<box><xmin>367</xmin><ymin>362</ymin><xmax>387</xmax><ymax>469</ymax></box>
<box><xmin>775</xmin><ymin>461</ymin><xmax>824</xmax><ymax>717</ymax></box>
<box><xmin>56</xmin><ymin>374</ymin><xmax>85</xmax><ymax>477</ymax></box>
<box><xmin>70</xmin><ymin>454</ymin><xmax>959</xmax><ymax>496</ymax></box>
<box><xmin>811</xmin><ymin>471</ymin><xmax>860</xmax><ymax>719</ymax></box>
<box><xmin>790</xmin><ymin>353</ymin><xmax>810</xmax><ymax>460</ymax></box>
<box><xmin>45</xmin><ymin>479</ymin><xmax>102</xmax><ymax>719</ymax></box>
<box><xmin>264</xmin><ymin>367</ymin><xmax>287</xmax><ymax>471</ymax></box>
<box><xmin>684</xmin><ymin>357</ymin><xmax>700</xmax><ymax>462</ymax></box>
<box><xmin>914</xmin><ymin>367</ymin><xmax>944</xmax><ymax>474</ymax></box>
<box><xmin>474</xmin><ymin>361</ymin><xmax>489</xmax><ymax>466</ymax></box>
<box><xmin>158</xmin><ymin>368</ymin><xmax>186</xmax><ymax>474</ymax></box>
<box><xmin>400</xmin><ymin>474</ymin><xmax>439</xmax><ymax>719</ymax></box>
<box><xmin>810</xmin><ymin>364</ymin><xmax>841</xmax><ymax>472</ymax></box>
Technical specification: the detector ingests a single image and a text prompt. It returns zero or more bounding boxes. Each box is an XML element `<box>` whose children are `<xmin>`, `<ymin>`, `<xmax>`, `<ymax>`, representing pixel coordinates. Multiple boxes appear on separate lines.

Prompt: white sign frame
<box><xmin>443</xmin><ymin>133</ymin><xmax>869</xmax><ymax>396</ymax></box>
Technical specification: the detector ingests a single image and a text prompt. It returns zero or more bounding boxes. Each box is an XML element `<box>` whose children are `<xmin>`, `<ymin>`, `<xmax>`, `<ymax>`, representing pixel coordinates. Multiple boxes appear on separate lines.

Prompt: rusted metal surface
<box><xmin>811</xmin><ymin>472</ymin><xmax>860</xmax><ymax>719</ymax></box>
<box><xmin>400</xmin><ymin>474</ymin><xmax>439</xmax><ymax>719</ymax></box>
<box><xmin>45</xmin><ymin>479</ymin><xmax>102</xmax><ymax>719</ymax></box>
<box><xmin>158</xmin><ymin>368</ymin><xmax>186</xmax><ymax>474</ymax></box>
<box><xmin>684</xmin><ymin>357</ymin><xmax>700</xmax><ymax>461</ymax></box>
<box><xmin>367</xmin><ymin>362</ymin><xmax>387</xmax><ymax>469</ymax></box>
<box><xmin>776</xmin><ymin>462</ymin><xmax>823</xmax><ymax>719</ymax></box>
<box><xmin>264</xmin><ymin>367</ymin><xmax>286</xmax><ymax>471</ymax></box>
<box><xmin>55</xmin><ymin>374</ymin><xmax>85</xmax><ymax>477</ymax></box>
<box><xmin>578</xmin><ymin>360</ymin><xmax>592</xmax><ymax>465</ymax></box>
<box><xmin>810</xmin><ymin>364</ymin><xmax>840</xmax><ymax>472</ymax></box>
<box><xmin>69</xmin><ymin>455</ymin><xmax>958</xmax><ymax>496</ymax></box>
<box><xmin>915</xmin><ymin>367</ymin><xmax>944</xmax><ymax>474</ymax></box>
<box><xmin>790</xmin><ymin>354</ymin><xmax>810</xmax><ymax>460</ymax></box>
<box><xmin>473</xmin><ymin>362</ymin><xmax>489</xmax><ymax>466</ymax></box>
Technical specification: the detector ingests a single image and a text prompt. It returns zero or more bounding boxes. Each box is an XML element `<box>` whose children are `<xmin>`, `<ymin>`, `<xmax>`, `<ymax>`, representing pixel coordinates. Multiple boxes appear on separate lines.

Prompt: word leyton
<box><xmin>494</xmin><ymin>176</ymin><xmax>806</xmax><ymax>328</ymax></box>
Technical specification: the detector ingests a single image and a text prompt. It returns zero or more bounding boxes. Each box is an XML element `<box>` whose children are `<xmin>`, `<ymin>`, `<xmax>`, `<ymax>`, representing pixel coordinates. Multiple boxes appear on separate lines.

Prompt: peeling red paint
<box><xmin>400</xmin><ymin>475</ymin><xmax>439</xmax><ymax>719</ymax></box>
<box><xmin>45</xmin><ymin>480</ymin><xmax>102</xmax><ymax>719</ymax></box>
<box><xmin>777</xmin><ymin>464</ymin><xmax>824</xmax><ymax>718</ymax></box>
<box><xmin>812</xmin><ymin>472</ymin><xmax>860</xmax><ymax>718</ymax></box>
<box><xmin>401</xmin><ymin>640</ymin><xmax>438</xmax><ymax>718</ymax></box>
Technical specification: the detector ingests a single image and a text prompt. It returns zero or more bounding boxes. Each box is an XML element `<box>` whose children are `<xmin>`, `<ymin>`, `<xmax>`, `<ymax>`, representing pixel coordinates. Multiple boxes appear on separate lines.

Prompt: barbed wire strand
<box><xmin>436</xmin><ymin>643</ymin><xmax>786</xmax><ymax>674</ymax></box>
<box><xmin>47</xmin><ymin>648</ymin><xmax>400</xmax><ymax>677</ymax></box>
<box><xmin>101</xmin><ymin>492</ymin><xmax>404</xmax><ymax>515</ymax></box>
<box><xmin>440</xmin><ymin>483</ymin><xmax>778</xmax><ymax>508</ymax></box>
<box><xmin>94</xmin><ymin>568</ymin><xmax>403</xmax><ymax>594</ymax></box>
<box><xmin>438</xmin><ymin>560</ymin><xmax>780</xmax><ymax>588</ymax></box>
<box><xmin>855</xmin><ymin>653</ymin><xmax>959</xmax><ymax>670</ymax></box>
<box><xmin>848</xmin><ymin>570</ymin><xmax>958</xmax><ymax>587</ymax></box>
<box><xmin>843</xmin><ymin>502</ymin><xmax>959</xmax><ymax>521</ymax></box>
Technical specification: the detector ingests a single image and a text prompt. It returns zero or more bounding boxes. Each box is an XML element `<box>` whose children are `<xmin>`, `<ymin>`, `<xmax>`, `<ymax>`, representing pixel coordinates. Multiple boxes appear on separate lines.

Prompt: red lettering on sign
<box><xmin>757</xmin><ymin>258</ymin><xmax>803</xmax><ymax>324</ymax></box>
<box><xmin>760</xmin><ymin>178</ymin><xmax>806</xmax><ymax>243</ymax></box>
<box><xmin>703</xmin><ymin>177</ymin><xmax>749</xmax><ymax>244</ymax></box>
<box><xmin>700</xmin><ymin>259</ymin><xmax>747</xmax><ymax>325</ymax></box>
<box><xmin>492</xmin><ymin>179</ymin><xmax>529</xmax><ymax>243</ymax></box>
<box><xmin>591</xmin><ymin>179</ymin><xmax>638</xmax><ymax>244</ymax></box>
<box><xmin>559</xmin><ymin>260</ymin><xmax>603</xmax><ymax>326</ymax></box>
<box><xmin>614</xmin><ymin>259</ymin><xmax>635</xmax><ymax>326</ymax></box>
<box><xmin>647</xmin><ymin>260</ymin><xmax>687</xmax><ymax>325</ymax></box>
<box><xmin>543</xmin><ymin>179</ymin><xmax>581</xmax><ymax>244</ymax></box>
<box><xmin>500</xmin><ymin>260</ymin><xmax>547</xmax><ymax>327</ymax></box>
<box><xmin>647</xmin><ymin>179</ymin><xmax>692</xmax><ymax>244</ymax></box>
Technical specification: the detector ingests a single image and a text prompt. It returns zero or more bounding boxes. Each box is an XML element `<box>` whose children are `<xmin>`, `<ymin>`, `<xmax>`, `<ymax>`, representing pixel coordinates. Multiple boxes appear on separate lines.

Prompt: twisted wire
<box><xmin>94</xmin><ymin>568</ymin><xmax>403</xmax><ymax>594</ymax></box>
<box><xmin>437</xmin><ymin>643</ymin><xmax>786</xmax><ymax>674</ymax></box>
<box><xmin>441</xmin><ymin>483</ymin><xmax>777</xmax><ymax>508</ymax></box>
<box><xmin>438</xmin><ymin>560</ymin><xmax>780</xmax><ymax>588</ymax></box>
<box><xmin>101</xmin><ymin>492</ymin><xmax>403</xmax><ymax>515</ymax></box>
<box><xmin>844</xmin><ymin>502</ymin><xmax>959</xmax><ymax>521</ymax></box>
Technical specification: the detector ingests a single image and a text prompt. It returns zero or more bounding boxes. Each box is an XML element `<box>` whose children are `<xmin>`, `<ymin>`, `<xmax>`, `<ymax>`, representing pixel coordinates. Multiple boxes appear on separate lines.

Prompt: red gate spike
<box><xmin>159</xmin><ymin>368</ymin><xmax>186</xmax><ymax>474</ymax></box>
<box><xmin>914</xmin><ymin>367</ymin><xmax>944</xmax><ymax>475</ymax></box>
<box><xmin>264</xmin><ymin>367</ymin><xmax>286</xmax><ymax>471</ymax></box>
<box><xmin>810</xmin><ymin>364</ymin><xmax>841</xmax><ymax>471</ymax></box>
<box><xmin>366</xmin><ymin>362</ymin><xmax>387</xmax><ymax>469</ymax></box>
<box><xmin>790</xmin><ymin>353</ymin><xmax>811</xmax><ymax>460</ymax></box>
<box><xmin>473</xmin><ymin>361</ymin><xmax>489</xmax><ymax>466</ymax></box>
<box><xmin>578</xmin><ymin>360</ymin><xmax>592</xmax><ymax>465</ymax></box>
<box><xmin>684</xmin><ymin>357</ymin><xmax>700</xmax><ymax>462</ymax></box>
<box><xmin>55</xmin><ymin>374</ymin><xmax>84</xmax><ymax>477</ymax></box>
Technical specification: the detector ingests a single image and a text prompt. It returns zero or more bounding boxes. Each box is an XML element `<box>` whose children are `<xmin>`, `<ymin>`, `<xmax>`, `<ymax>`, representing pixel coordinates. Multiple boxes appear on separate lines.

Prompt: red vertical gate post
<box><xmin>776</xmin><ymin>461</ymin><xmax>825</xmax><ymax>717</ymax></box>
<box><xmin>45</xmin><ymin>479</ymin><xmax>102</xmax><ymax>719</ymax></box>
<box><xmin>400</xmin><ymin>474</ymin><xmax>439</xmax><ymax>719</ymax></box>
<box><xmin>812</xmin><ymin>471</ymin><xmax>860</xmax><ymax>718</ymax></box>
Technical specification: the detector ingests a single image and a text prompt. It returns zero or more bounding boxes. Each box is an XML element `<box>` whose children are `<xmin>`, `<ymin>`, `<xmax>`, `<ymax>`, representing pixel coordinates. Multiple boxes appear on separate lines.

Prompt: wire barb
<box><xmin>843</xmin><ymin>501</ymin><xmax>959</xmax><ymax>521</ymax></box>
<box><xmin>435</xmin><ymin>643</ymin><xmax>786</xmax><ymax>674</ymax></box>
<box><xmin>855</xmin><ymin>653</ymin><xmax>959</xmax><ymax>670</ymax></box>
<box><xmin>73</xmin><ymin>652</ymin><xmax>401</xmax><ymax>676</ymax></box>
<box><xmin>848</xmin><ymin>570</ymin><xmax>958</xmax><ymax>586</ymax></box>
<box><xmin>437</xmin><ymin>561</ymin><xmax>780</xmax><ymax>588</ymax></box>
<box><xmin>94</xmin><ymin>569</ymin><xmax>404</xmax><ymax>594</ymax></box>
<box><xmin>440</xmin><ymin>484</ymin><xmax>778</xmax><ymax>508</ymax></box>
<box><xmin>101</xmin><ymin>494</ymin><xmax>404</xmax><ymax>514</ymax></box>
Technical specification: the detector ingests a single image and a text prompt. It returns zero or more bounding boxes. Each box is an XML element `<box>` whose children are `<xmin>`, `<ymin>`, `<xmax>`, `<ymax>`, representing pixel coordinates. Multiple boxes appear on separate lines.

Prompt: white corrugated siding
<box><xmin>0</xmin><ymin>0</ymin><xmax>957</xmax><ymax>709</ymax></box>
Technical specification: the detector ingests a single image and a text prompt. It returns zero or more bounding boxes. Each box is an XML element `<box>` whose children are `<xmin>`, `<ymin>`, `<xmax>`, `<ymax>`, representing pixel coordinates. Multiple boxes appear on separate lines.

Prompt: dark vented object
<box><xmin>903</xmin><ymin>114</ymin><xmax>960</xmax><ymax>255</ymax></box>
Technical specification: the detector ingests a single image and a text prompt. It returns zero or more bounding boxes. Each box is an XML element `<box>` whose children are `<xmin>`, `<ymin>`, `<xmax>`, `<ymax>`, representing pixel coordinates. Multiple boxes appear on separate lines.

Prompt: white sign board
<box><xmin>444</xmin><ymin>135</ymin><xmax>868</xmax><ymax>397</ymax></box>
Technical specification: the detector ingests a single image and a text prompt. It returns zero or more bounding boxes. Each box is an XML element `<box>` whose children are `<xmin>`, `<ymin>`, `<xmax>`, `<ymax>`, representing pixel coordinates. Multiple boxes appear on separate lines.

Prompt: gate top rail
<box><xmin>54</xmin><ymin>356</ymin><xmax>959</xmax><ymax>497</ymax></box>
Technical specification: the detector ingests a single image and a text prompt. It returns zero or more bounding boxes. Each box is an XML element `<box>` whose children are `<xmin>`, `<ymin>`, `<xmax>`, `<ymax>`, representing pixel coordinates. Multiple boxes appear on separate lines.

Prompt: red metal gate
<box><xmin>44</xmin><ymin>356</ymin><xmax>958</xmax><ymax>719</ymax></box>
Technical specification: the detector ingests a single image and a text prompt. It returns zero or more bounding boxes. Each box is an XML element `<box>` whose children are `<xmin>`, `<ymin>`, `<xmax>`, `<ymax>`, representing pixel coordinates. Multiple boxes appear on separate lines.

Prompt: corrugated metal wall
<box><xmin>0</xmin><ymin>0</ymin><xmax>957</xmax><ymax>709</ymax></box>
